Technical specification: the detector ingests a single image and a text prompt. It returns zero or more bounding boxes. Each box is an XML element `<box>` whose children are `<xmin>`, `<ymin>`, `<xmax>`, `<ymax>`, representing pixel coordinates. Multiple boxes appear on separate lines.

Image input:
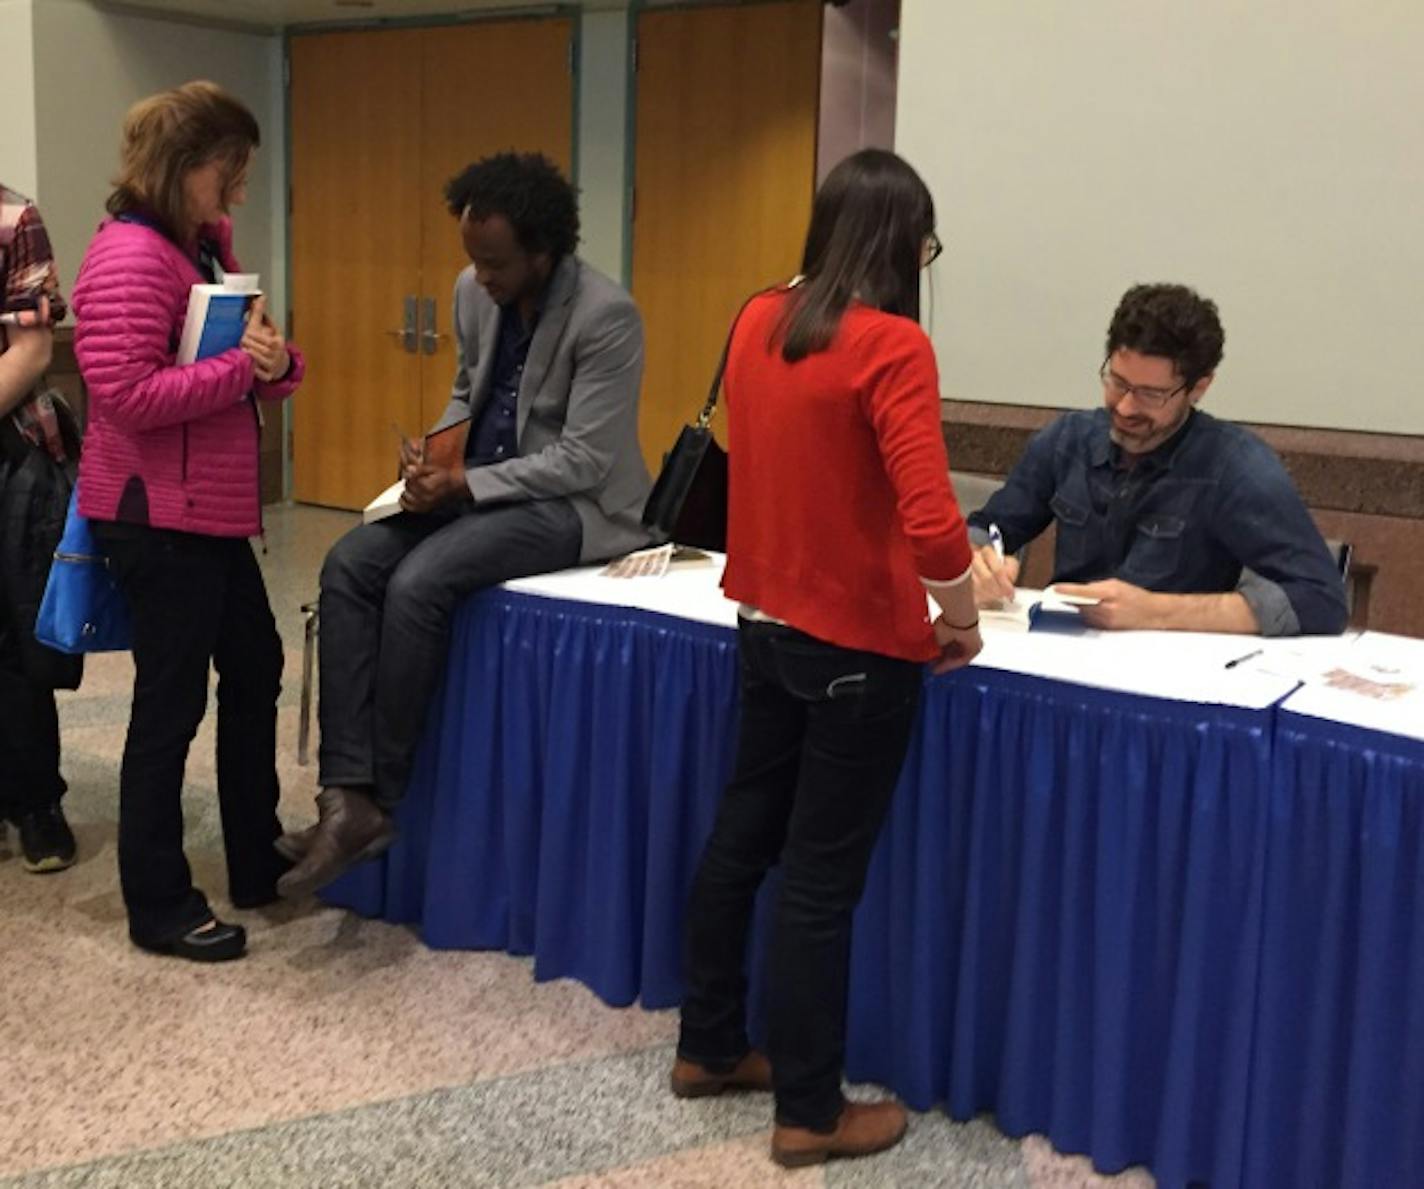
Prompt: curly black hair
<box><xmin>1106</xmin><ymin>283</ymin><xmax>1225</xmax><ymax>388</ymax></box>
<box><xmin>444</xmin><ymin>152</ymin><xmax>579</xmax><ymax>259</ymax></box>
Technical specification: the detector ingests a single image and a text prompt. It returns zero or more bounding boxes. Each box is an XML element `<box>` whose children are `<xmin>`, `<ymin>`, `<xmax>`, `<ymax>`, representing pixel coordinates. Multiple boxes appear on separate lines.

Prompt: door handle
<box><xmin>420</xmin><ymin>296</ymin><xmax>447</xmax><ymax>355</ymax></box>
<box><xmin>385</xmin><ymin>296</ymin><xmax>418</xmax><ymax>353</ymax></box>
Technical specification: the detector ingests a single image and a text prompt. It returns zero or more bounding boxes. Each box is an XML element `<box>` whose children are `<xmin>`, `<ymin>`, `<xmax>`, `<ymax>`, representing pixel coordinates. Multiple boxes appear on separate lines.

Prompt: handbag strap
<box><xmin>695</xmin><ymin>286</ymin><xmax>783</xmax><ymax>429</ymax></box>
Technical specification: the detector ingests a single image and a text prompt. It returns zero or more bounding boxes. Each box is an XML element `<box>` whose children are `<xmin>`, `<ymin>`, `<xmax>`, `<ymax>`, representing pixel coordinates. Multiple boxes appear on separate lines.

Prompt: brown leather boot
<box><xmin>669</xmin><ymin>1050</ymin><xmax>773</xmax><ymax>1098</ymax></box>
<box><xmin>273</xmin><ymin>822</ymin><xmax>319</xmax><ymax>863</ymax></box>
<box><xmin>771</xmin><ymin>1100</ymin><xmax>908</xmax><ymax>1168</ymax></box>
<box><xmin>275</xmin><ymin>787</ymin><xmax>395</xmax><ymax>899</ymax></box>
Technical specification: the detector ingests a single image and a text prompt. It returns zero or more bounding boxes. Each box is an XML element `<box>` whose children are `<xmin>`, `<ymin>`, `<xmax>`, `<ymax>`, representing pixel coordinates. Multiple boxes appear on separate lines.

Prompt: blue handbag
<box><xmin>34</xmin><ymin>484</ymin><xmax>132</xmax><ymax>653</ymax></box>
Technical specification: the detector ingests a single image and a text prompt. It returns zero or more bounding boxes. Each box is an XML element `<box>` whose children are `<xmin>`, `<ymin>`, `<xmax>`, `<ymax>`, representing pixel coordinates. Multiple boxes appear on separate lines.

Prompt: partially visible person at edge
<box><xmin>0</xmin><ymin>186</ymin><xmax>78</xmax><ymax>873</ymax></box>
<box><xmin>71</xmin><ymin>81</ymin><xmax>305</xmax><ymax>962</ymax></box>
<box><xmin>671</xmin><ymin>149</ymin><xmax>981</xmax><ymax>1168</ymax></box>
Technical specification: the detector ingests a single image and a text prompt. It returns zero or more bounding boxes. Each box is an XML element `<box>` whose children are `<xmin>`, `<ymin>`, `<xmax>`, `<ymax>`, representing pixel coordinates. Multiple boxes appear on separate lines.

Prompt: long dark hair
<box><xmin>776</xmin><ymin>149</ymin><xmax>935</xmax><ymax>363</ymax></box>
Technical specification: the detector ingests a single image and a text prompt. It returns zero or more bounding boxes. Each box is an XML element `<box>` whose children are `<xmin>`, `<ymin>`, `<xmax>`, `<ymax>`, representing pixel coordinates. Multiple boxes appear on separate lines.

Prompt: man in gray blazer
<box><xmin>278</xmin><ymin>153</ymin><xmax>652</xmax><ymax>898</ymax></box>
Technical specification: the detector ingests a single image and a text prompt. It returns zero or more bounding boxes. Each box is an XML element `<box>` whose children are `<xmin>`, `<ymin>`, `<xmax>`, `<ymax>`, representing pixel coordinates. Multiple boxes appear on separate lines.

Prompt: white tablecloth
<box><xmin>503</xmin><ymin>558</ymin><xmax>1302</xmax><ymax>710</ymax></box>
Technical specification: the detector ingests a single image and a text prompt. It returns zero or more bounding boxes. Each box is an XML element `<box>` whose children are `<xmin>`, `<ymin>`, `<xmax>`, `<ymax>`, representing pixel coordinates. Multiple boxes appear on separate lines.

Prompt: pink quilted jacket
<box><xmin>72</xmin><ymin>216</ymin><xmax>304</xmax><ymax>538</ymax></box>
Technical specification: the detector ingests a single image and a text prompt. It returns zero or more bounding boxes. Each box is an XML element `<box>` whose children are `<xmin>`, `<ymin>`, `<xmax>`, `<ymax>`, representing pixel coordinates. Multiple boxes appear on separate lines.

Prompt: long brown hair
<box><xmin>106</xmin><ymin>81</ymin><xmax>260</xmax><ymax>244</ymax></box>
<box><xmin>776</xmin><ymin>149</ymin><xmax>935</xmax><ymax>362</ymax></box>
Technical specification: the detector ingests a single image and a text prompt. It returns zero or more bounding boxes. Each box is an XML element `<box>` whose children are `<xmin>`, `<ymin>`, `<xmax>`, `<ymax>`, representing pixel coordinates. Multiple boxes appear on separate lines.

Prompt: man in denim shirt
<box><xmin>967</xmin><ymin>284</ymin><xmax>1348</xmax><ymax>636</ymax></box>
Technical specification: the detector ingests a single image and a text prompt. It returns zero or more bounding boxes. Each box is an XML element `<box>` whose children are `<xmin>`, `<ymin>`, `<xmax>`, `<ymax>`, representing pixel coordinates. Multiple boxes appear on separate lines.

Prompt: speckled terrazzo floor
<box><xmin>0</xmin><ymin>505</ymin><xmax>1154</xmax><ymax>1188</ymax></box>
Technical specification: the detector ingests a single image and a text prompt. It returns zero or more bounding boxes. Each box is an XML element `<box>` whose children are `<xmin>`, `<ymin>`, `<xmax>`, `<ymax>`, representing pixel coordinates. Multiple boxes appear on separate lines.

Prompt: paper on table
<box><xmin>602</xmin><ymin>544</ymin><xmax>675</xmax><ymax>578</ymax></box>
<box><xmin>1278</xmin><ymin>631</ymin><xmax>1424</xmax><ymax>741</ymax></box>
<box><xmin>600</xmin><ymin>544</ymin><xmax>717</xmax><ymax>579</ymax></box>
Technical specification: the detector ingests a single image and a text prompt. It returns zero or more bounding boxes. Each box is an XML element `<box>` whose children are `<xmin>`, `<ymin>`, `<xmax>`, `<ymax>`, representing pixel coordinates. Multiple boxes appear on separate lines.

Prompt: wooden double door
<box><xmin>289</xmin><ymin>19</ymin><xmax>573</xmax><ymax>509</ymax></box>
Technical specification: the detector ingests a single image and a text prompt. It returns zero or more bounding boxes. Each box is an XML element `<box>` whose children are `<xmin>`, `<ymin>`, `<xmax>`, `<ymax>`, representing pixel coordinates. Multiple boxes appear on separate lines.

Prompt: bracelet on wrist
<box><xmin>945</xmin><ymin>618</ymin><xmax>979</xmax><ymax>631</ymax></box>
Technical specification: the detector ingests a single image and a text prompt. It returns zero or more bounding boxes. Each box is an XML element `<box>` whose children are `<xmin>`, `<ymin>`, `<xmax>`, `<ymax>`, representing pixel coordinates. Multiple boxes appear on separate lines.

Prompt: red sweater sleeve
<box><xmin>858</xmin><ymin>323</ymin><xmax>973</xmax><ymax>582</ymax></box>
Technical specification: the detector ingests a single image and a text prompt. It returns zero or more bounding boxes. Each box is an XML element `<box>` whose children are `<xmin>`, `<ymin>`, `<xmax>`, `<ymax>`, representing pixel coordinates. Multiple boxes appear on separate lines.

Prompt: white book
<box><xmin>363</xmin><ymin>479</ymin><xmax>406</xmax><ymax>524</ymax></box>
<box><xmin>176</xmin><ymin>273</ymin><xmax>260</xmax><ymax>365</ymax></box>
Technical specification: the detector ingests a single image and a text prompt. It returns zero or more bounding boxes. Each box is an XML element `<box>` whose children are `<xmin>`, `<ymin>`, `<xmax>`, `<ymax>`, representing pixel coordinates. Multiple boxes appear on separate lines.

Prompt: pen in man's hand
<box><xmin>391</xmin><ymin>421</ymin><xmax>424</xmax><ymax>467</ymax></box>
<box><xmin>988</xmin><ymin>522</ymin><xmax>1015</xmax><ymax>604</ymax></box>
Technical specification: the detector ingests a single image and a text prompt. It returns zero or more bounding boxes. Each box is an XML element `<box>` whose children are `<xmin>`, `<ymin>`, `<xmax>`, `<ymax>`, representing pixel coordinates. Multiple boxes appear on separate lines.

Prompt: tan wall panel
<box><xmin>632</xmin><ymin>0</ymin><xmax>822</xmax><ymax>468</ymax></box>
<box><xmin>289</xmin><ymin>29</ymin><xmax>424</xmax><ymax>509</ymax></box>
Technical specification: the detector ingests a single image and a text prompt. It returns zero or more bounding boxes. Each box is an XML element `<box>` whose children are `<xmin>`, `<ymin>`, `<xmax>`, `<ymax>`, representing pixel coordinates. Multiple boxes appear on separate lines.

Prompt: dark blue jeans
<box><xmin>678</xmin><ymin>619</ymin><xmax>923</xmax><ymax>1130</ymax></box>
<box><xmin>316</xmin><ymin>498</ymin><xmax>582</xmax><ymax>809</ymax></box>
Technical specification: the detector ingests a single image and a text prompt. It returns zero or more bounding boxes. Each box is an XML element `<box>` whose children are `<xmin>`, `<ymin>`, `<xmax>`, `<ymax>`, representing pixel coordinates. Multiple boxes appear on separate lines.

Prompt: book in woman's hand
<box><xmin>177</xmin><ymin>273</ymin><xmax>261</xmax><ymax>364</ymax></box>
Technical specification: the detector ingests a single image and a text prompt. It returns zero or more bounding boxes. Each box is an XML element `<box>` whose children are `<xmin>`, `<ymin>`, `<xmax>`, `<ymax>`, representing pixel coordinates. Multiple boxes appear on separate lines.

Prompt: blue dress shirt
<box><xmin>467</xmin><ymin>305</ymin><xmax>537</xmax><ymax>467</ymax></box>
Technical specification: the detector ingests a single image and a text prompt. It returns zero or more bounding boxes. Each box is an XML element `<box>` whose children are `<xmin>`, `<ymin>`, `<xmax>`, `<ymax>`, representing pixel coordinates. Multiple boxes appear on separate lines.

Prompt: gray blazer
<box><xmin>430</xmin><ymin>256</ymin><xmax>653</xmax><ymax>562</ymax></box>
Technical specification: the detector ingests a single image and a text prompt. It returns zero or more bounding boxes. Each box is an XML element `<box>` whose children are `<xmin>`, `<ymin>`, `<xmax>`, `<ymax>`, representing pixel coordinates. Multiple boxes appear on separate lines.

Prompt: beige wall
<box><xmin>0</xmin><ymin>0</ymin><xmax>39</xmax><ymax>199</ymax></box>
<box><xmin>30</xmin><ymin>0</ymin><xmax>284</xmax><ymax>318</ymax></box>
<box><xmin>576</xmin><ymin>4</ymin><xmax>631</xmax><ymax>284</ymax></box>
<box><xmin>898</xmin><ymin>0</ymin><xmax>1424</xmax><ymax>436</ymax></box>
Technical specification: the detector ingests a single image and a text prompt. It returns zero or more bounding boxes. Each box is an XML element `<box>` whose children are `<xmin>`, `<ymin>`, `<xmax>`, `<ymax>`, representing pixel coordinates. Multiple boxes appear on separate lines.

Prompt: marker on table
<box><xmin>988</xmin><ymin>522</ymin><xmax>1015</xmax><ymax>605</ymax></box>
<box><xmin>1223</xmin><ymin>648</ymin><xmax>1264</xmax><ymax>670</ymax></box>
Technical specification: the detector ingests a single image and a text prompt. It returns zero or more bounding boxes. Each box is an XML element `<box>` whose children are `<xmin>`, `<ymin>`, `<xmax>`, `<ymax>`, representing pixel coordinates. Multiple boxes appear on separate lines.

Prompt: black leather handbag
<box><xmin>641</xmin><ymin>403</ymin><xmax>728</xmax><ymax>552</ymax></box>
<box><xmin>642</xmin><ymin>296</ymin><xmax>763</xmax><ymax>552</ymax></box>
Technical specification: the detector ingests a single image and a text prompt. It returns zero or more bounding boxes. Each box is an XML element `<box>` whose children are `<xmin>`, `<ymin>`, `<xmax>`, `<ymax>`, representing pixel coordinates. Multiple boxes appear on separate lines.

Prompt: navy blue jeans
<box><xmin>316</xmin><ymin>499</ymin><xmax>582</xmax><ymax>809</ymax></box>
<box><xmin>678</xmin><ymin>619</ymin><xmax>923</xmax><ymax>1130</ymax></box>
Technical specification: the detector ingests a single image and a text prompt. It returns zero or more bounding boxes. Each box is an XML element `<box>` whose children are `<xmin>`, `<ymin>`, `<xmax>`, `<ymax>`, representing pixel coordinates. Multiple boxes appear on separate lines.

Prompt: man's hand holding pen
<box><xmin>397</xmin><ymin>427</ymin><xmax>469</xmax><ymax>513</ymax></box>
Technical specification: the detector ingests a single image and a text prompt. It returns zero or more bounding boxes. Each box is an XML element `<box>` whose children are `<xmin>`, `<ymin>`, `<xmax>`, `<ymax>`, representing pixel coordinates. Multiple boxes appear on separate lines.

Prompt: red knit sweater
<box><xmin>721</xmin><ymin>291</ymin><xmax>973</xmax><ymax>662</ymax></box>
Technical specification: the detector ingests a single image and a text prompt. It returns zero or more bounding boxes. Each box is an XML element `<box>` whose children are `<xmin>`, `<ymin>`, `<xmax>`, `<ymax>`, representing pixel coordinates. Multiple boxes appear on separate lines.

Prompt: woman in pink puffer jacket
<box><xmin>72</xmin><ymin>81</ymin><xmax>304</xmax><ymax>963</ymax></box>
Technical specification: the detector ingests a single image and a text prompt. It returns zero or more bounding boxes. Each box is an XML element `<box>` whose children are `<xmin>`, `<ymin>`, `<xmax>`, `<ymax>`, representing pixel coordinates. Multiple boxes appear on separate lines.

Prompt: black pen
<box><xmin>1224</xmin><ymin>648</ymin><xmax>1264</xmax><ymax>670</ymax></box>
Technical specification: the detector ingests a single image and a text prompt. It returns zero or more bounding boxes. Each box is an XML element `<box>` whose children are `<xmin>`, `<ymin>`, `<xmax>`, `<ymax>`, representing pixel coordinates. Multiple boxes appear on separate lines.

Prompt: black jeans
<box><xmin>0</xmin><ymin>445</ymin><xmax>65</xmax><ymax>820</ymax></box>
<box><xmin>96</xmin><ymin>524</ymin><xmax>286</xmax><ymax>945</ymax></box>
<box><xmin>0</xmin><ymin>640</ymin><xmax>65</xmax><ymax>820</ymax></box>
<box><xmin>317</xmin><ymin>498</ymin><xmax>582</xmax><ymax>809</ymax></box>
<box><xmin>678</xmin><ymin>619</ymin><xmax>923</xmax><ymax>1131</ymax></box>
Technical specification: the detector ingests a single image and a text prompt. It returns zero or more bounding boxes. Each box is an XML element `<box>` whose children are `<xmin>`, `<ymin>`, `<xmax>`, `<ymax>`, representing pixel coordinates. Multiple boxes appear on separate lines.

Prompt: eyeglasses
<box><xmin>922</xmin><ymin>232</ymin><xmax>943</xmax><ymax>268</ymax></box>
<box><xmin>1099</xmin><ymin>362</ymin><xmax>1189</xmax><ymax>408</ymax></box>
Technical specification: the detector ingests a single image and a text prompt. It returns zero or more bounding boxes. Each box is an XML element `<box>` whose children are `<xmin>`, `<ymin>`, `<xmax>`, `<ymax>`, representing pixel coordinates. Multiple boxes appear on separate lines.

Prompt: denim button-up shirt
<box><xmin>966</xmin><ymin>408</ymin><xmax>1348</xmax><ymax>636</ymax></box>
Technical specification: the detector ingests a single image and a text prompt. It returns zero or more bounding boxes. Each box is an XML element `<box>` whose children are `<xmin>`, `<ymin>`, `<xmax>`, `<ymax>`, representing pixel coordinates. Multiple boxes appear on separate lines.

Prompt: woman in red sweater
<box><xmin>671</xmin><ymin>150</ymin><xmax>982</xmax><ymax>1167</ymax></box>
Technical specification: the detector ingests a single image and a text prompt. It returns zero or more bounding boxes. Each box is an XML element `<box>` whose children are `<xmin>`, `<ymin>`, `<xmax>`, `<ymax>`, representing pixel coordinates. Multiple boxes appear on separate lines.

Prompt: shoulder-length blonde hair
<box><xmin>106</xmin><ymin>80</ymin><xmax>260</xmax><ymax>243</ymax></box>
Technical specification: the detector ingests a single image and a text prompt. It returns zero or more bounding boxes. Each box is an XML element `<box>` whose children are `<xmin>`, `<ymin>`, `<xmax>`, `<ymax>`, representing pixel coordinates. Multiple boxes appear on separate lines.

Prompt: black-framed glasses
<box><xmin>1099</xmin><ymin>362</ymin><xmax>1189</xmax><ymax>408</ymax></box>
<box><xmin>922</xmin><ymin>231</ymin><xmax>943</xmax><ymax>268</ymax></box>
